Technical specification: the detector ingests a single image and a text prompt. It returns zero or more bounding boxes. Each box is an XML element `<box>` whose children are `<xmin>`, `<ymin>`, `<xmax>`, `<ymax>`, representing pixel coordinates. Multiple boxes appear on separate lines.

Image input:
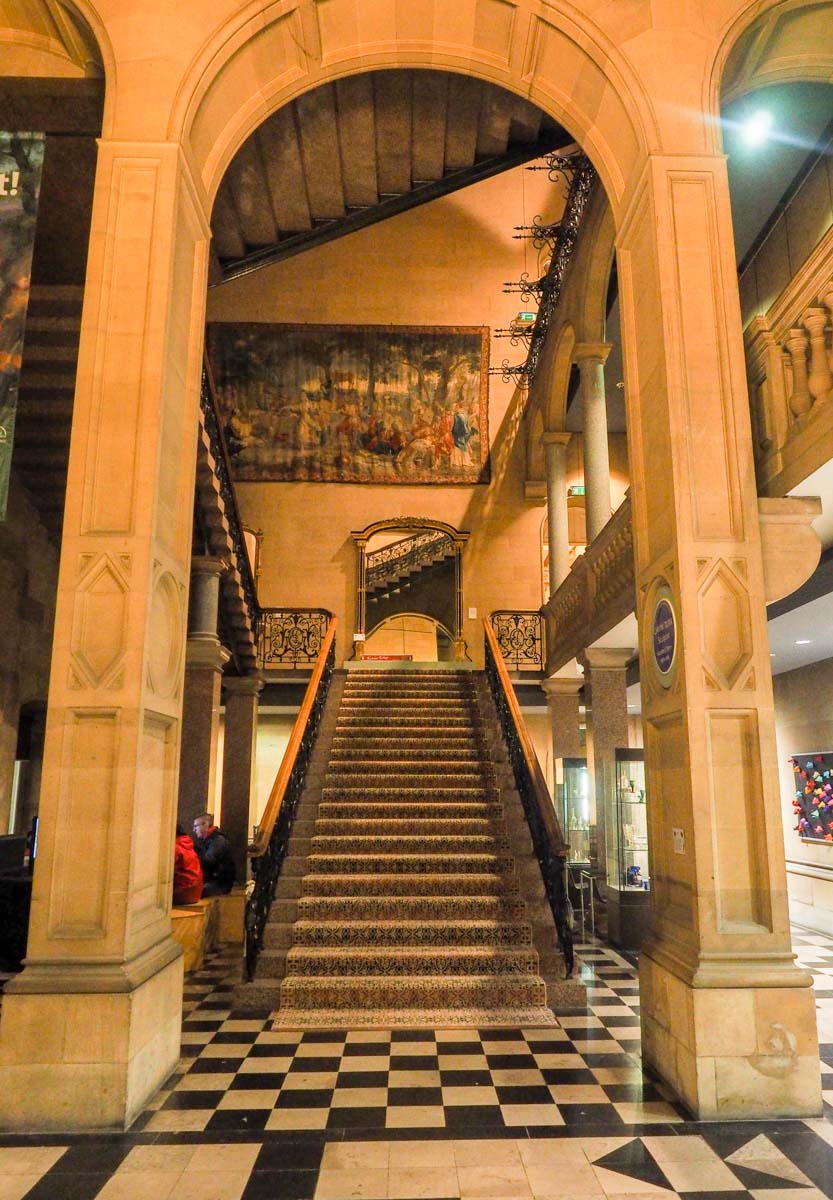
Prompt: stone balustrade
<box><xmin>744</xmin><ymin>230</ymin><xmax>833</xmax><ymax>496</ymax></box>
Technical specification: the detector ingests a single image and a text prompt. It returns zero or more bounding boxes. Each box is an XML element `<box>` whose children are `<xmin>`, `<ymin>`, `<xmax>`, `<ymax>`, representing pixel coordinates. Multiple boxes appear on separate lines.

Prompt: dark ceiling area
<box><xmin>210</xmin><ymin>69</ymin><xmax>571</xmax><ymax>282</ymax></box>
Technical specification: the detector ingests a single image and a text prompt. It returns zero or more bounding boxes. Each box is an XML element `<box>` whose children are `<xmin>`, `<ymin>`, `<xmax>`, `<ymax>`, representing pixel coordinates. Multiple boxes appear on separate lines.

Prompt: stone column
<box><xmin>0</xmin><ymin>140</ymin><xmax>211</xmax><ymax>1129</ymax></box>
<box><xmin>616</xmin><ymin>153</ymin><xmax>820</xmax><ymax>1118</ymax></box>
<box><xmin>541</xmin><ymin>431</ymin><xmax>572</xmax><ymax>596</ymax></box>
<box><xmin>575</xmin><ymin>342</ymin><xmax>612</xmax><ymax>542</ymax></box>
<box><xmin>541</xmin><ymin>675</ymin><xmax>583</xmax><ymax>760</ymax></box>
<box><xmin>177</xmin><ymin>557</ymin><xmax>230</xmax><ymax>827</ymax></box>
<box><xmin>579</xmin><ymin>648</ymin><xmax>630</xmax><ymax>889</ymax></box>
<box><xmin>220</xmin><ymin>674</ymin><xmax>264</xmax><ymax>886</ymax></box>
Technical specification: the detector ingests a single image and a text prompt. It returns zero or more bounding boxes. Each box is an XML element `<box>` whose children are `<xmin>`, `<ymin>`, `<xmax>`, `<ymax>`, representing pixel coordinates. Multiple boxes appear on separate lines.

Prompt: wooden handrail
<box><xmin>483</xmin><ymin>617</ymin><xmax>568</xmax><ymax>855</ymax></box>
<box><xmin>250</xmin><ymin>616</ymin><xmax>338</xmax><ymax>858</ymax></box>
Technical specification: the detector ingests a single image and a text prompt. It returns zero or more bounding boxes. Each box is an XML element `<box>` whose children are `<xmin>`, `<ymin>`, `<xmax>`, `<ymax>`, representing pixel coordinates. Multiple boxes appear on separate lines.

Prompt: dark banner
<box><xmin>0</xmin><ymin>132</ymin><xmax>45</xmax><ymax>520</ymax></box>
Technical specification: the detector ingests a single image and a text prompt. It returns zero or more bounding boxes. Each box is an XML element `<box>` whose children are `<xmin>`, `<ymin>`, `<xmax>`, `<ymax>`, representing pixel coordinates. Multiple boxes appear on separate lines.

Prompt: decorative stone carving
<box><xmin>70</xmin><ymin>555</ymin><xmax>129</xmax><ymax>689</ymax></box>
<box><xmin>146</xmin><ymin>568</ymin><xmax>185</xmax><ymax>699</ymax></box>
<box><xmin>802</xmin><ymin>307</ymin><xmax>832</xmax><ymax>404</ymax></box>
<box><xmin>697</xmin><ymin>561</ymin><xmax>752</xmax><ymax>690</ymax></box>
<box><xmin>786</xmin><ymin>328</ymin><xmax>812</xmax><ymax>417</ymax></box>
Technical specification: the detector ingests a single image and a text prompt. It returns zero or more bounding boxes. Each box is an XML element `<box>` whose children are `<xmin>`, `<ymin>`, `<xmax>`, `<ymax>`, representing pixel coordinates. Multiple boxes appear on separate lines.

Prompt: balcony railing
<box><xmin>488</xmin><ymin>611</ymin><xmax>545</xmax><ymax>671</ymax></box>
<box><xmin>258</xmin><ymin>608</ymin><xmax>333</xmax><ymax>669</ymax></box>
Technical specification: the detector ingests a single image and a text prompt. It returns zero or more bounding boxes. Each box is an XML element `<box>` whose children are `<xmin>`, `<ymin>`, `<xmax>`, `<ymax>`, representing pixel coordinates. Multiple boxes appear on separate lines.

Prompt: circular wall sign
<box><xmin>652</xmin><ymin>594</ymin><xmax>677</xmax><ymax>683</ymax></box>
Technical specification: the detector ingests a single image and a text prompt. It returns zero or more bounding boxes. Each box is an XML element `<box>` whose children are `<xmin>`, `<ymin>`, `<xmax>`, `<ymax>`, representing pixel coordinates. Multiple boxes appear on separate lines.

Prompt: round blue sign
<box><xmin>652</xmin><ymin>596</ymin><xmax>676</xmax><ymax>678</ymax></box>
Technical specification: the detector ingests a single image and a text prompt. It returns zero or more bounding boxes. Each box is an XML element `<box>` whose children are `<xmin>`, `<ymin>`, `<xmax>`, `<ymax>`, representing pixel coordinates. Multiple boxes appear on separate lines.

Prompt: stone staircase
<box><xmin>239</xmin><ymin>666</ymin><xmax>584</xmax><ymax>1025</ymax></box>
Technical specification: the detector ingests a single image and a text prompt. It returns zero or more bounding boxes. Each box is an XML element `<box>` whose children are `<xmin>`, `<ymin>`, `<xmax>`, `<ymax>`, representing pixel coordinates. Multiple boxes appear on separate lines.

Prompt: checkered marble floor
<box><xmin>4</xmin><ymin>932</ymin><xmax>833</xmax><ymax>1199</ymax></box>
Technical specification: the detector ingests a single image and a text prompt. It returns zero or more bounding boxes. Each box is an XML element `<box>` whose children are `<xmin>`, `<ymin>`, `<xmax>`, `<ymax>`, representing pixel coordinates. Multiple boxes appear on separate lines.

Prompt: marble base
<box><xmin>0</xmin><ymin>950</ymin><xmax>183</xmax><ymax>1131</ymax></box>
<box><xmin>639</xmin><ymin>949</ymin><xmax>822</xmax><ymax>1119</ymax></box>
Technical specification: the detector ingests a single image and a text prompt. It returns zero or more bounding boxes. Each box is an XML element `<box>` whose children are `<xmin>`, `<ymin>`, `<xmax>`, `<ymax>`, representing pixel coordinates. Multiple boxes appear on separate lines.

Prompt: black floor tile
<box><xmin>24</xmin><ymin>1174</ymin><xmax>112</xmax><ymax>1200</ymax></box>
<box><xmin>558</xmin><ymin>1102</ymin><xmax>625</xmax><ymax>1126</ymax></box>
<box><xmin>485</xmin><ymin>1054</ymin><xmax>537</xmax><ymax>1070</ymax></box>
<box><xmin>602</xmin><ymin>1083</ymin><xmax>664</xmax><ymax>1102</ymax></box>
<box><xmin>286</xmin><ymin>1057</ymin><xmax>343</xmax><ymax>1074</ymax></box>
<box><xmin>390</xmin><ymin>1055</ymin><xmax>439</xmax><ymax>1071</ymax></box>
<box><xmin>342</xmin><ymin>1042</ymin><xmax>389</xmax><ymax>1056</ymax></box>
<box><xmin>206</xmin><ymin>1109</ymin><xmax>271</xmax><ymax>1132</ymax></box>
<box><xmin>387</xmin><ymin>1087</ymin><xmax>444</xmax><ymax>1106</ymax></box>
<box><xmin>254</xmin><ymin>1142</ymin><xmax>325</xmax><ymax>1171</ymax></box>
<box><xmin>337</xmin><ymin>1071</ymin><xmax>390</xmax><ymax>1088</ymax></box>
<box><xmin>326</xmin><ymin>1107</ymin><xmax>387</xmax><ymax>1129</ymax></box>
<box><xmin>249</xmin><ymin>1043</ymin><xmax>298</xmax><ymax>1058</ymax></box>
<box><xmin>300</xmin><ymin>1031</ymin><xmax>347</xmax><ymax>1044</ymax></box>
<box><xmin>275</xmin><ymin>1090</ymin><xmax>334</xmax><ymax>1109</ymax></box>
<box><xmin>443</xmin><ymin>1105</ymin><xmax>505</xmax><ymax>1130</ymax></box>
<box><xmin>188</xmin><ymin>1057</ymin><xmax>246</xmax><ymax>1073</ymax></box>
<box><xmin>391</xmin><ymin>1029</ymin><xmax>435</xmax><ymax>1042</ymax></box>
<box><xmin>230</xmin><ymin>1072</ymin><xmax>286</xmax><ymax>1089</ymax></box>
<box><xmin>212</xmin><ymin>1031</ymin><xmax>260</xmax><ymax>1044</ymax></box>
<box><xmin>436</xmin><ymin>1041</ymin><xmax>484</xmax><ymax>1055</ymax></box>
<box><xmin>47</xmin><ymin>1145</ymin><xmax>131</xmax><ymax>1173</ymax></box>
<box><xmin>540</xmin><ymin>1068</ymin><xmax>597</xmax><ymax>1085</ymax></box>
<box><xmin>242</xmin><ymin>1168</ymin><xmax>318</xmax><ymax>1199</ymax></box>
<box><xmin>162</xmin><ymin>1090</ymin><xmax>225</xmax><ymax>1110</ymax></box>
<box><xmin>494</xmin><ymin>1085</ymin><xmax>552</xmax><ymax>1105</ymax></box>
<box><xmin>439</xmin><ymin>1070</ymin><xmax>493</xmax><ymax>1087</ymax></box>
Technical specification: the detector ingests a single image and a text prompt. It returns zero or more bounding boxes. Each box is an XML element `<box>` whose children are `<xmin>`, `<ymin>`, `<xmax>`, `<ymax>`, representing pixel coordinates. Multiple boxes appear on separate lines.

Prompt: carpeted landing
<box><xmin>243</xmin><ymin>668</ymin><xmax>575</xmax><ymax>1028</ymax></box>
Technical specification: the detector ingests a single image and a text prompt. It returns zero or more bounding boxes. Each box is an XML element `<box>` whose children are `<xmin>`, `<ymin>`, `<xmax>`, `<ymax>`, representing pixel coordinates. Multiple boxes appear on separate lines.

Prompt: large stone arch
<box><xmin>170</xmin><ymin>0</ymin><xmax>660</xmax><ymax>214</ymax></box>
<box><xmin>709</xmin><ymin>0</ymin><xmax>833</xmax><ymax>115</ymax></box>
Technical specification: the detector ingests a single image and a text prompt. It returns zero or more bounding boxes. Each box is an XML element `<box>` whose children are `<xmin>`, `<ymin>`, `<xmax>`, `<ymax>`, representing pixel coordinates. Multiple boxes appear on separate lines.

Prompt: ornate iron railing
<box><xmin>488</xmin><ymin>611</ymin><xmax>545</xmax><ymax>670</ymax></box>
<box><xmin>245</xmin><ymin>619</ymin><xmax>338</xmax><ymax>980</ymax></box>
<box><xmin>200</xmin><ymin>362</ymin><xmax>258</xmax><ymax>623</ymax></box>
<box><xmin>258</xmin><ymin>608</ymin><xmax>332</xmax><ymax>668</ymax></box>
<box><xmin>491</xmin><ymin>153</ymin><xmax>596</xmax><ymax>388</ymax></box>
<box><xmin>483</xmin><ymin>619</ymin><xmax>574</xmax><ymax>977</ymax></box>
<box><xmin>366</xmin><ymin>528</ymin><xmax>451</xmax><ymax>590</ymax></box>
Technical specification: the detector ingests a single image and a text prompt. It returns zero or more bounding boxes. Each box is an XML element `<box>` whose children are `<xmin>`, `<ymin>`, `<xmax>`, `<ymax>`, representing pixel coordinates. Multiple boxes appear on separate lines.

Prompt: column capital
<box><xmin>223</xmin><ymin>673</ymin><xmax>264</xmax><ymax>697</ymax></box>
<box><xmin>573</xmin><ymin>341</ymin><xmax>612</xmax><ymax>367</ymax></box>
<box><xmin>540</xmin><ymin>430</ymin><xmax>572</xmax><ymax>448</ymax></box>
<box><xmin>541</xmin><ymin>676</ymin><xmax>583</xmax><ymax>698</ymax></box>
<box><xmin>579</xmin><ymin>646</ymin><xmax>633</xmax><ymax>671</ymax></box>
<box><xmin>185</xmin><ymin>640</ymin><xmax>231</xmax><ymax>672</ymax></box>
<box><xmin>191</xmin><ymin>555</ymin><xmax>229</xmax><ymax>577</ymax></box>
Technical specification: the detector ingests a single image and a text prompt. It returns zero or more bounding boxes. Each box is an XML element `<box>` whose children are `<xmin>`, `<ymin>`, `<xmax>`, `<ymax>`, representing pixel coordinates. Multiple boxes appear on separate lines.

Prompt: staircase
<box><xmin>240</xmin><ymin>666</ymin><xmax>584</xmax><ymax>1026</ymax></box>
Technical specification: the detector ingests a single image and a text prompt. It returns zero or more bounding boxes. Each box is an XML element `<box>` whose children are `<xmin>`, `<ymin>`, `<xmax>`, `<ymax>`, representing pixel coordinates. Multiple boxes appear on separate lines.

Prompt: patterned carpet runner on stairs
<box><xmin>257</xmin><ymin>667</ymin><xmax>569</xmax><ymax>1027</ymax></box>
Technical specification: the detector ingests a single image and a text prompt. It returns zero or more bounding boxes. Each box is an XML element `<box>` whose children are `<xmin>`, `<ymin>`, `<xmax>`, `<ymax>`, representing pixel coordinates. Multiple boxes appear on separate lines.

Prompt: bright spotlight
<box><xmin>741</xmin><ymin>110</ymin><xmax>774</xmax><ymax>147</ymax></box>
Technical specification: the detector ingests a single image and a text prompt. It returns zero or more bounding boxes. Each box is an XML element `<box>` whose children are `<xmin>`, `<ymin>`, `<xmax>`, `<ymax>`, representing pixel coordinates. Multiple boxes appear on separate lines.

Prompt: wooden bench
<box><xmin>170</xmin><ymin>897</ymin><xmax>220</xmax><ymax>971</ymax></box>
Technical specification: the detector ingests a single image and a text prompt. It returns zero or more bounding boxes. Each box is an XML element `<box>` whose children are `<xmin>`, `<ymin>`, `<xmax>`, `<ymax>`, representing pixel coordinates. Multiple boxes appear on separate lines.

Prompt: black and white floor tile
<box><xmin>4</xmin><ymin>933</ymin><xmax>833</xmax><ymax>1198</ymax></box>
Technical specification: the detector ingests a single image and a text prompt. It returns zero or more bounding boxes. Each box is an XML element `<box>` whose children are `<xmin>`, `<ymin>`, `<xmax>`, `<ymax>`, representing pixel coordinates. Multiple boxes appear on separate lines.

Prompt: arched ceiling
<box><xmin>210</xmin><ymin>68</ymin><xmax>570</xmax><ymax>283</ymax></box>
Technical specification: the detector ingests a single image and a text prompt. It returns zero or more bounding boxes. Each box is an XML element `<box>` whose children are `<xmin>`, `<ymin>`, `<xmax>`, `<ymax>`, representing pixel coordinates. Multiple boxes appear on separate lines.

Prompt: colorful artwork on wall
<box><xmin>790</xmin><ymin>752</ymin><xmax>833</xmax><ymax>842</ymax></box>
<box><xmin>207</xmin><ymin>323</ymin><xmax>490</xmax><ymax>485</ymax></box>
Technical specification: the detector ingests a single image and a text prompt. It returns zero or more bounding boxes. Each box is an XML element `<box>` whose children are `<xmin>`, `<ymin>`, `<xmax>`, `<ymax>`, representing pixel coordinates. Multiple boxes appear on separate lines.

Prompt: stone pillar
<box><xmin>541</xmin><ymin>431</ymin><xmax>572</xmax><ymax>596</ymax></box>
<box><xmin>177</xmin><ymin>557</ymin><xmax>230</xmax><ymax>827</ymax></box>
<box><xmin>575</xmin><ymin>342</ymin><xmax>612</xmax><ymax>542</ymax></box>
<box><xmin>541</xmin><ymin>675</ymin><xmax>583</xmax><ymax>760</ymax></box>
<box><xmin>0</xmin><ymin>140</ymin><xmax>211</xmax><ymax>1129</ymax></box>
<box><xmin>617</xmin><ymin>153</ymin><xmax>820</xmax><ymax>1118</ymax></box>
<box><xmin>579</xmin><ymin>649</ymin><xmax>630</xmax><ymax>889</ymax></box>
<box><xmin>220</xmin><ymin>675</ymin><xmax>264</xmax><ymax>886</ymax></box>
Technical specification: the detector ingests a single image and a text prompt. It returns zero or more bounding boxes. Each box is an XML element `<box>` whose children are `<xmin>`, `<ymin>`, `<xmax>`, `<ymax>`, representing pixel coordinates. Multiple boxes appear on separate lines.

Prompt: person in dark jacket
<box><xmin>173</xmin><ymin>823</ymin><xmax>203</xmax><ymax>904</ymax></box>
<box><xmin>192</xmin><ymin>811</ymin><xmax>236</xmax><ymax>896</ymax></box>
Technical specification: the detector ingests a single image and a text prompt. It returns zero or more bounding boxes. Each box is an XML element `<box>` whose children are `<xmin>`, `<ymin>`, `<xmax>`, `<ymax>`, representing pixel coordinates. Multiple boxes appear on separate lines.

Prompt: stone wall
<box><xmin>773</xmin><ymin>658</ymin><xmax>833</xmax><ymax>934</ymax></box>
<box><xmin>0</xmin><ymin>471</ymin><xmax>59</xmax><ymax>831</ymax></box>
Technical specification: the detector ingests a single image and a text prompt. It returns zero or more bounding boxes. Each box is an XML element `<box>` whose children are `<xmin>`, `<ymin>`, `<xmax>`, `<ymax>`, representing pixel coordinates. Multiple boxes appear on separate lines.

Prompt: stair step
<box><xmin>326</xmin><ymin>761</ymin><xmax>486</xmax><ymax>775</ymax></box>
<box><xmin>309</xmin><ymin>834</ymin><xmax>508</xmax><ymax>854</ymax></box>
<box><xmin>287</xmin><ymin>920</ymin><xmax>534</xmax><ymax>947</ymax></box>
<box><xmin>317</xmin><ymin>802</ymin><xmax>504</xmax><ymax>819</ymax></box>
<box><xmin>279</xmin><ymin>974</ymin><xmax>547</xmax><ymax>1010</ymax></box>
<box><xmin>300</xmin><ymin>872</ymin><xmax>520</xmax><ymax>896</ymax></box>
<box><xmin>321</xmin><ymin>787</ymin><xmax>500</xmax><ymax>801</ymax></box>
<box><xmin>281</xmin><ymin>946</ymin><xmax>539</xmax><ymax>977</ymax></box>
<box><xmin>295</xmin><ymin>895</ymin><xmax>529</xmax><ymax>920</ymax></box>
<box><xmin>313</xmin><ymin>818</ymin><xmax>503</xmax><ymax>836</ymax></box>
<box><xmin>323</xmin><ymin>772</ymin><xmax>490</xmax><ymax>789</ymax></box>
<box><xmin>329</xmin><ymin>748</ymin><xmax>480</xmax><ymax>761</ymax></box>
<box><xmin>336</xmin><ymin>717</ymin><xmax>478</xmax><ymax>728</ymax></box>
<box><xmin>305</xmin><ymin>853</ymin><xmax>515</xmax><ymax>875</ymax></box>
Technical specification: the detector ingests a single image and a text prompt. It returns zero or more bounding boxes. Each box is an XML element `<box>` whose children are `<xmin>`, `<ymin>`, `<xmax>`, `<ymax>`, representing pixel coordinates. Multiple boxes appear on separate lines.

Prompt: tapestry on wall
<box><xmin>206</xmin><ymin>323</ymin><xmax>490</xmax><ymax>484</ymax></box>
<box><xmin>790</xmin><ymin>752</ymin><xmax>833</xmax><ymax>842</ymax></box>
<box><xmin>0</xmin><ymin>132</ymin><xmax>45</xmax><ymax>521</ymax></box>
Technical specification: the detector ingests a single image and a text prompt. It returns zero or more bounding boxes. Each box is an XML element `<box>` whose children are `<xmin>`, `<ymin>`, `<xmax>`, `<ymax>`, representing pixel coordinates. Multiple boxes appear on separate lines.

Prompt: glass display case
<box><xmin>557</xmin><ymin>757</ymin><xmax>591</xmax><ymax>865</ymax></box>
<box><xmin>606</xmin><ymin>748</ymin><xmax>650</xmax><ymax>949</ymax></box>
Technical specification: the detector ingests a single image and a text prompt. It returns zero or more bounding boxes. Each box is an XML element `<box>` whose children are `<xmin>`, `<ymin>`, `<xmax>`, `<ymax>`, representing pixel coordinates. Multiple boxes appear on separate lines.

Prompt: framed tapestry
<box><xmin>206</xmin><ymin>323</ymin><xmax>490</xmax><ymax>484</ymax></box>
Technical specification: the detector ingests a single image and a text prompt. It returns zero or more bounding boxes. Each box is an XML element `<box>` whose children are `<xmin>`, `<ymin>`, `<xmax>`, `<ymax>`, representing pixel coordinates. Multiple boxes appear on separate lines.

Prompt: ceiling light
<box><xmin>741</xmin><ymin>110</ymin><xmax>773</xmax><ymax>147</ymax></box>
<box><xmin>796</xmin><ymin>639</ymin><xmax>812</xmax><ymax>645</ymax></box>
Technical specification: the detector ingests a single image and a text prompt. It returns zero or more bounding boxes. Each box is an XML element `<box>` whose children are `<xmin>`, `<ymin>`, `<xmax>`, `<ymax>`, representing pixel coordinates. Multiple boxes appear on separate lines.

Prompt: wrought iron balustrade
<box><xmin>199</xmin><ymin>363</ymin><xmax>258</xmax><ymax>624</ymax></box>
<box><xmin>258</xmin><ymin>608</ymin><xmax>332</xmax><ymax>668</ymax></box>
<box><xmin>483</xmin><ymin>619</ymin><xmax>574</xmax><ymax>978</ymax></box>
<box><xmin>246</xmin><ymin>619</ymin><xmax>338</xmax><ymax>980</ymax></box>
<box><xmin>489</xmin><ymin>610</ymin><xmax>545</xmax><ymax>671</ymax></box>
<box><xmin>366</xmin><ymin>529</ymin><xmax>451</xmax><ymax>589</ymax></box>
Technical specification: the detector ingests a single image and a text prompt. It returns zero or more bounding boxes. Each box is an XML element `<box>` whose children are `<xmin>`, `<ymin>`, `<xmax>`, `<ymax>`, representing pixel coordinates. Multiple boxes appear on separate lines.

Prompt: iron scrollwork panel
<box><xmin>489</xmin><ymin>611</ymin><xmax>545</xmax><ymax>670</ymax></box>
<box><xmin>258</xmin><ymin>609</ymin><xmax>331</xmax><ymax>668</ymax></box>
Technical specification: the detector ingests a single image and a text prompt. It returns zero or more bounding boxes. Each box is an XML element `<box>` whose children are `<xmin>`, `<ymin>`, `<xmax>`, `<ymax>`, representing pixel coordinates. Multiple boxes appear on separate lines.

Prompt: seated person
<box><xmin>192</xmin><ymin>811</ymin><xmax>236</xmax><ymax>896</ymax></box>
<box><xmin>173</xmin><ymin>823</ymin><xmax>203</xmax><ymax>904</ymax></box>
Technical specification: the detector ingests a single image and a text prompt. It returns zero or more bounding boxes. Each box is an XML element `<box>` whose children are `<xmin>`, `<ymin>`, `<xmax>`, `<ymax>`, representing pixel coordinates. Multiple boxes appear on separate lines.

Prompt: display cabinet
<box><xmin>606</xmin><ymin>748</ymin><xmax>650</xmax><ymax>949</ymax></box>
<box><xmin>557</xmin><ymin>757</ymin><xmax>591</xmax><ymax>865</ymax></box>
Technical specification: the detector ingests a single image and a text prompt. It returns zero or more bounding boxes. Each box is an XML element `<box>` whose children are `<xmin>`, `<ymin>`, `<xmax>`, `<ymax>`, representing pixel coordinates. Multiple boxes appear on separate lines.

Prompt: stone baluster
<box><xmin>786</xmin><ymin>327</ymin><xmax>812</xmax><ymax>417</ymax></box>
<box><xmin>821</xmin><ymin>283</ymin><xmax>833</xmax><ymax>375</ymax></box>
<box><xmin>803</xmin><ymin>307</ymin><xmax>832</xmax><ymax>405</ymax></box>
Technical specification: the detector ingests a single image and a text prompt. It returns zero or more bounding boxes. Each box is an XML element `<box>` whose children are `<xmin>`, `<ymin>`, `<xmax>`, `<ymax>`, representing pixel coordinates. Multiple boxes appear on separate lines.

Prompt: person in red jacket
<box><xmin>173</xmin><ymin>823</ymin><xmax>203</xmax><ymax>904</ymax></box>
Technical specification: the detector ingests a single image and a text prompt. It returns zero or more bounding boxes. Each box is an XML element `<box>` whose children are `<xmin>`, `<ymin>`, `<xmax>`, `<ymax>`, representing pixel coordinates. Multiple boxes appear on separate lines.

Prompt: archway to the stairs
<box><xmin>352</xmin><ymin>518</ymin><xmax>470</xmax><ymax>660</ymax></box>
<box><xmin>364</xmin><ymin>613</ymin><xmax>455</xmax><ymax>662</ymax></box>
